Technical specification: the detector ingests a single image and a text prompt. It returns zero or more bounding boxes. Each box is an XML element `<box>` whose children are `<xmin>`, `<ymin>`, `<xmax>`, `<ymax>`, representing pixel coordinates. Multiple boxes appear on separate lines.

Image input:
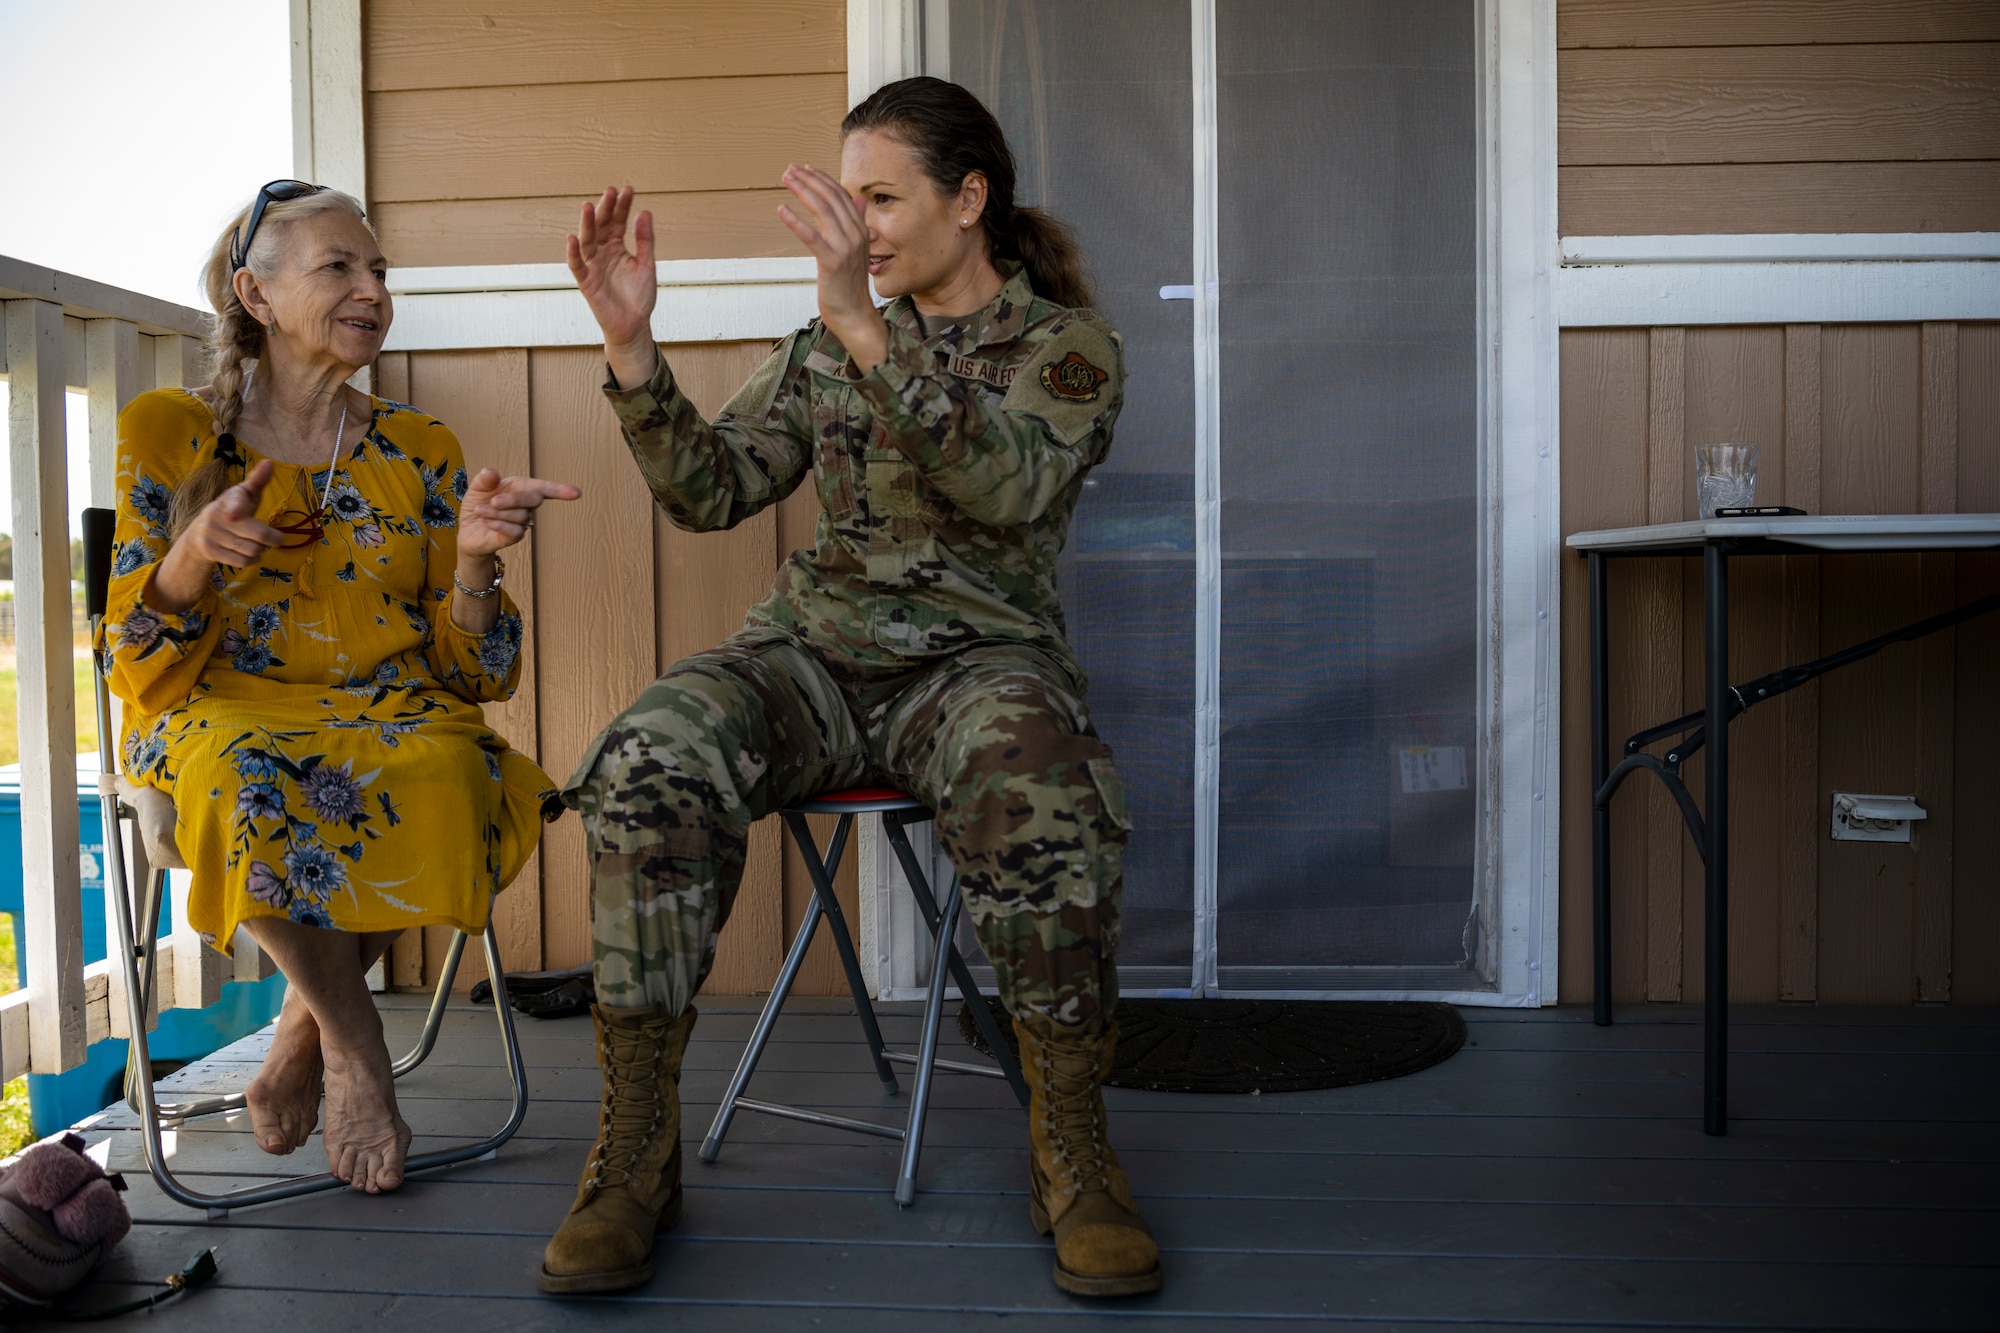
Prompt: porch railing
<box><xmin>0</xmin><ymin>255</ymin><xmax>274</xmax><ymax>1085</ymax></box>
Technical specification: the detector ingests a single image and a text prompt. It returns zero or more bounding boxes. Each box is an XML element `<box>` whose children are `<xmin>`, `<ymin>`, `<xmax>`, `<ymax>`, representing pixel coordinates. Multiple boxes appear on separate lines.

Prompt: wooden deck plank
<box><xmin>86</xmin><ymin>1225</ymin><xmax>2000</xmax><ymax>1329</ymax></box>
<box><xmin>49</xmin><ymin>999</ymin><xmax>2000</xmax><ymax>1329</ymax></box>
<box><xmin>102</xmin><ymin>1159</ymin><xmax>2000</xmax><ymax>1267</ymax></box>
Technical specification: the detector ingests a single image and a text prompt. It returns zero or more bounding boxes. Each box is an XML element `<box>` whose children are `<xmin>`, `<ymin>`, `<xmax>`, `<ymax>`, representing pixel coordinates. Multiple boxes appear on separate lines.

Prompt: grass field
<box><xmin>0</xmin><ymin>915</ymin><xmax>25</xmax><ymax>1157</ymax></box>
<box><xmin>0</xmin><ymin>652</ymin><xmax>99</xmax><ymax>769</ymax></box>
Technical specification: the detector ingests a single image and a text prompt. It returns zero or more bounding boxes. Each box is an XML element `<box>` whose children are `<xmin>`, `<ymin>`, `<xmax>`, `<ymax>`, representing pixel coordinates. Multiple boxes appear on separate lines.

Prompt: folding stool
<box><xmin>698</xmin><ymin>787</ymin><xmax>1028</xmax><ymax>1206</ymax></box>
<box><xmin>82</xmin><ymin>507</ymin><xmax>528</xmax><ymax>1215</ymax></box>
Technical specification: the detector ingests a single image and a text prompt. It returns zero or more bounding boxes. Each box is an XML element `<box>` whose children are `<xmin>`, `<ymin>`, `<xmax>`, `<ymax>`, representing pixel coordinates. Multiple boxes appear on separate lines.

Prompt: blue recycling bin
<box><xmin>0</xmin><ymin>757</ymin><xmax>285</xmax><ymax>1134</ymax></box>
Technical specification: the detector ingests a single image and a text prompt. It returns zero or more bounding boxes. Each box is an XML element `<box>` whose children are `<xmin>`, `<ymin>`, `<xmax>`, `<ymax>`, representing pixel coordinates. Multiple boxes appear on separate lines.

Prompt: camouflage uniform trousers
<box><xmin>564</xmin><ymin>634</ymin><xmax>1130</xmax><ymax>1026</ymax></box>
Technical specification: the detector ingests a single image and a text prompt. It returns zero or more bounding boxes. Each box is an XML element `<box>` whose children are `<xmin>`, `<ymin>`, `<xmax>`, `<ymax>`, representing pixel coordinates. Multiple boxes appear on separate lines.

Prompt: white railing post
<box><xmin>149</xmin><ymin>333</ymin><xmax>205</xmax><ymax>391</ymax></box>
<box><xmin>86</xmin><ymin>318</ymin><xmax>139</xmax><ymax>503</ymax></box>
<box><xmin>6</xmin><ymin>297</ymin><xmax>87</xmax><ymax>1075</ymax></box>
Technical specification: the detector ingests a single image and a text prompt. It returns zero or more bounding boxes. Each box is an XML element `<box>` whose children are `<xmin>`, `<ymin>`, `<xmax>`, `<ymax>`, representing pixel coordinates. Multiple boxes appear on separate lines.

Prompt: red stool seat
<box><xmin>789</xmin><ymin>786</ymin><xmax>929</xmax><ymax>815</ymax></box>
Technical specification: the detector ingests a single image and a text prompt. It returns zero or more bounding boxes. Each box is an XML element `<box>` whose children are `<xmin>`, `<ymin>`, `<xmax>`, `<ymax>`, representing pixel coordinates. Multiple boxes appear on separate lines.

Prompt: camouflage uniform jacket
<box><xmin>604</xmin><ymin>264</ymin><xmax>1124</xmax><ymax>683</ymax></box>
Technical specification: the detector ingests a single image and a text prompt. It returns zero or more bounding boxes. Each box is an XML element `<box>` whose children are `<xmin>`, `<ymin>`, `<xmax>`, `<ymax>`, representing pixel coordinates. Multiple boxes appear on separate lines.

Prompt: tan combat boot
<box><xmin>1015</xmin><ymin>1012</ymin><xmax>1163</xmax><ymax>1297</ymax></box>
<box><xmin>539</xmin><ymin>1004</ymin><xmax>697</xmax><ymax>1294</ymax></box>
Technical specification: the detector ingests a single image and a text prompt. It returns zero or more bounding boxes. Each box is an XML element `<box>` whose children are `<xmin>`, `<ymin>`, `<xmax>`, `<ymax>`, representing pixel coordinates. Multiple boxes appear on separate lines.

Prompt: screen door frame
<box><xmin>851</xmin><ymin>0</ymin><xmax>1560</xmax><ymax>1008</ymax></box>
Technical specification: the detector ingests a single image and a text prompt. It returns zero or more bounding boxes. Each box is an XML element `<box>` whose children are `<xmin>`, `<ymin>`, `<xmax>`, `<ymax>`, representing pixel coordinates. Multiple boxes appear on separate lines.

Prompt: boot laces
<box><xmin>1036</xmin><ymin>1045</ymin><xmax>1111</xmax><ymax>1195</ymax></box>
<box><xmin>584</xmin><ymin>1030</ymin><xmax>667</xmax><ymax>1194</ymax></box>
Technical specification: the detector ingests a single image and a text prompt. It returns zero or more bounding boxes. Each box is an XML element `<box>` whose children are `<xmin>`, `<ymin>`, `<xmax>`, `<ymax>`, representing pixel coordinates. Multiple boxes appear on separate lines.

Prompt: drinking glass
<box><xmin>1695</xmin><ymin>443</ymin><xmax>1758</xmax><ymax>519</ymax></box>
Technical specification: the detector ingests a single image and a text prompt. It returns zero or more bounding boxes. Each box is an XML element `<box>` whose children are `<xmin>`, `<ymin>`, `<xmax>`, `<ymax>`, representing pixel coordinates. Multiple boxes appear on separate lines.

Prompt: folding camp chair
<box><xmin>699</xmin><ymin>786</ymin><xmax>1028</xmax><ymax>1206</ymax></box>
<box><xmin>81</xmin><ymin>507</ymin><xmax>528</xmax><ymax>1215</ymax></box>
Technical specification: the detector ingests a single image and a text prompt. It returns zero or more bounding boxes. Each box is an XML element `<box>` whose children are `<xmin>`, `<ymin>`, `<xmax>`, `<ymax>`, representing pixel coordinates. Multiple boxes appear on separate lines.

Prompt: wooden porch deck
<box><xmin>48</xmin><ymin>995</ymin><xmax>2000</xmax><ymax>1330</ymax></box>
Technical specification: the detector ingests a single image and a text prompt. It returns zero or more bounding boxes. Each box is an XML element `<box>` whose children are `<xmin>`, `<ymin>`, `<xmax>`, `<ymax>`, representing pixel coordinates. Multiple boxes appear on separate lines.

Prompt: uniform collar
<box><xmin>885</xmin><ymin>262</ymin><xmax>1036</xmax><ymax>353</ymax></box>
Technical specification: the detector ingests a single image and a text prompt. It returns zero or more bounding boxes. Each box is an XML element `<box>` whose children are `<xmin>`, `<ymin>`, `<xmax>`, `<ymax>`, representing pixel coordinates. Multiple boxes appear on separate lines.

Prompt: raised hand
<box><xmin>777</xmin><ymin>164</ymin><xmax>888</xmax><ymax>371</ymax></box>
<box><xmin>458</xmin><ymin>469</ymin><xmax>581</xmax><ymax>557</ymax></box>
<box><xmin>149</xmin><ymin>459</ymin><xmax>284</xmax><ymax>612</ymax></box>
<box><xmin>566</xmin><ymin>186</ymin><xmax>658</xmax><ymax>388</ymax></box>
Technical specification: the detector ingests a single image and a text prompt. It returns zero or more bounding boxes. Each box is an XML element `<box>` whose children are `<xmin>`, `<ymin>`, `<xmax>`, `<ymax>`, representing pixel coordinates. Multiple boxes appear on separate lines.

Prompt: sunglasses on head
<box><xmin>230</xmin><ymin>180</ymin><xmax>328</xmax><ymax>272</ymax></box>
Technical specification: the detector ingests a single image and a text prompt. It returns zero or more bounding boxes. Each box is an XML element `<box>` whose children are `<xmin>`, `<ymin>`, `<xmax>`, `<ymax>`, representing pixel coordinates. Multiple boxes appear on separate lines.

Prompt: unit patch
<box><xmin>1039</xmin><ymin>351</ymin><xmax>1109</xmax><ymax>403</ymax></box>
<box><xmin>946</xmin><ymin>354</ymin><xmax>1017</xmax><ymax>389</ymax></box>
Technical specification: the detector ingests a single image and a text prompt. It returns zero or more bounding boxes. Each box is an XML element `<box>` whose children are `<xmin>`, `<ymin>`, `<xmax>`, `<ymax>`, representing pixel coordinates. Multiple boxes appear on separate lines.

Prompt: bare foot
<box><xmin>245</xmin><ymin>992</ymin><xmax>323</xmax><ymax>1155</ymax></box>
<box><xmin>321</xmin><ymin>1041</ymin><xmax>412</xmax><ymax>1194</ymax></box>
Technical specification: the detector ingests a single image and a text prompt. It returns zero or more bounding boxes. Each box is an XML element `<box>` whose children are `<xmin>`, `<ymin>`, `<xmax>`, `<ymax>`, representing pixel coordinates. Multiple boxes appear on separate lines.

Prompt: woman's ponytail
<box><xmin>993</xmin><ymin>204</ymin><xmax>1092</xmax><ymax>311</ymax></box>
<box><xmin>843</xmin><ymin>77</ymin><xmax>1095</xmax><ymax>311</ymax></box>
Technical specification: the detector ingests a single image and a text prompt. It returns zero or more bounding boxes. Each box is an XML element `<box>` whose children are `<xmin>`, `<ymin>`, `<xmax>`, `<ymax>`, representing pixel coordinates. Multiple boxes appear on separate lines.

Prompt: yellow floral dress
<box><xmin>98</xmin><ymin>388</ymin><xmax>558</xmax><ymax>952</ymax></box>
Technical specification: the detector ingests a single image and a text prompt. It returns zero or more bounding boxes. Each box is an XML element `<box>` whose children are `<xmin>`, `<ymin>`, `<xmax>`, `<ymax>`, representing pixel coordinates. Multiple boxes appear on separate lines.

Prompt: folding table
<box><xmin>1567</xmin><ymin>515</ymin><xmax>2000</xmax><ymax>1134</ymax></box>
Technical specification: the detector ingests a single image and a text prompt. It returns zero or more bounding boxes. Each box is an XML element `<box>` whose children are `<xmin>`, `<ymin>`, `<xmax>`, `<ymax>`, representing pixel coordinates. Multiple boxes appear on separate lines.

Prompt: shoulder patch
<box><xmin>1039</xmin><ymin>351</ymin><xmax>1109</xmax><ymax>403</ymax></box>
<box><xmin>1001</xmin><ymin>316</ymin><xmax>1123</xmax><ymax>450</ymax></box>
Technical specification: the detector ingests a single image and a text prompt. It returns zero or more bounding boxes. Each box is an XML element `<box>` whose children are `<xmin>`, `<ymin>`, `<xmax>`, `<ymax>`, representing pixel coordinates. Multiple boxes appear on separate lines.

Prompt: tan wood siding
<box><xmin>1558</xmin><ymin>1</ymin><xmax>2000</xmax><ymax>234</ymax></box>
<box><xmin>1561</xmin><ymin>1</ymin><xmax>2000</xmax><ymax>50</ymax></box>
<box><xmin>374</xmin><ymin>190</ymin><xmax>799</xmax><ymax>269</ymax></box>
<box><xmin>363</xmin><ymin>1</ymin><xmax>844</xmax><ymax>268</ymax></box>
<box><xmin>1558</xmin><ymin>322</ymin><xmax>2000</xmax><ymax>1008</ymax></box>
<box><xmin>365</xmin><ymin>0</ymin><xmax>842</xmax><ymax>91</ymax></box>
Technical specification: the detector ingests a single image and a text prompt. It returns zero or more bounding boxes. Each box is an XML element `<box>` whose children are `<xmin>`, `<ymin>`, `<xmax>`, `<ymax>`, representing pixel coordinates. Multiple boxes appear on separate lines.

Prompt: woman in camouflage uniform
<box><xmin>540</xmin><ymin>77</ymin><xmax>1160</xmax><ymax>1299</ymax></box>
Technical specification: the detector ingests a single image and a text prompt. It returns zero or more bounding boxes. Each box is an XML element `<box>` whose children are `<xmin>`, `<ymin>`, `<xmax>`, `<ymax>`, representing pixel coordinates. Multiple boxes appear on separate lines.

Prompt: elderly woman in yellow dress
<box><xmin>98</xmin><ymin>182</ymin><xmax>578</xmax><ymax>1194</ymax></box>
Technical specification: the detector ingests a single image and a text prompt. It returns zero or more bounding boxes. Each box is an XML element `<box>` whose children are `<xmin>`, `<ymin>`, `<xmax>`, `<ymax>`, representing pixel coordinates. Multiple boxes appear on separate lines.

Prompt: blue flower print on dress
<box><xmin>232</xmin><ymin>748</ymin><xmax>284</xmax><ymax>783</ymax></box>
<box><xmin>237</xmin><ymin>782</ymin><xmax>286</xmax><ymax>822</ymax></box>
<box><xmin>288</xmin><ymin>898</ymin><xmax>335</xmax><ymax>929</ymax></box>
<box><xmin>324</xmin><ymin>479</ymin><xmax>371</xmax><ymax>525</ymax></box>
<box><xmin>283</xmin><ymin>842</ymin><xmax>347</xmax><ymax>904</ymax></box>
<box><xmin>232</xmin><ymin>641</ymin><xmax>277</xmax><ymax>674</ymax></box>
<box><xmin>421</xmin><ymin>493</ymin><xmax>455</xmax><ymax>530</ymax></box>
<box><xmin>476</xmin><ymin>612</ymin><xmax>522</xmax><ymax>678</ymax></box>
<box><xmin>129</xmin><ymin>476</ymin><xmax>170</xmax><ymax>532</ymax></box>
<box><xmin>124</xmin><ymin>719</ymin><xmax>171</xmax><ymax>781</ymax></box>
<box><xmin>243</xmin><ymin>602</ymin><xmax>285</xmax><ymax>640</ymax></box>
<box><xmin>417</xmin><ymin>459</ymin><xmax>458</xmax><ymax>530</ymax></box>
<box><xmin>113</xmin><ymin>540</ymin><xmax>152</xmax><ymax>576</ymax></box>
<box><xmin>451</xmin><ymin>466</ymin><xmax>469</xmax><ymax>500</ymax></box>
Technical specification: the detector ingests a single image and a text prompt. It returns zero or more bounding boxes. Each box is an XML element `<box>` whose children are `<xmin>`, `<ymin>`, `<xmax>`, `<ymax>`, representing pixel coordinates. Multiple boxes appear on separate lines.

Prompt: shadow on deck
<box><xmin>44</xmin><ymin>994</ymin><xmax>2000</xmax><ymax>1330</ymax></box>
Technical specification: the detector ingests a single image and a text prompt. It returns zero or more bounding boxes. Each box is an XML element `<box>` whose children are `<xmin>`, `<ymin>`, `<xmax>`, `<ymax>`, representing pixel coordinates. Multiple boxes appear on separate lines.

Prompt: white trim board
<box><xmin>380</xmin><ymin>259</ymin><xmax>818</xmax><ymax>351</ymax></box>
<box><xmin>1558</xmin><ymin>260</ymin><xmax>2000</xmax><ymax>327</ymax></box>
<box><xmin>290</xmin><ymin>0</ymin><xmax>366</xmax><ymax>202</ymax></box>
<box><xmin>1562</xmin><ymin>232</ymin><xmax>2000</xmax><ymax>265</ymax></box>
<box><xmin>1559</xmin><ymin>233</ymin><xmax>2000</xmax><ymax>327</ymax></box>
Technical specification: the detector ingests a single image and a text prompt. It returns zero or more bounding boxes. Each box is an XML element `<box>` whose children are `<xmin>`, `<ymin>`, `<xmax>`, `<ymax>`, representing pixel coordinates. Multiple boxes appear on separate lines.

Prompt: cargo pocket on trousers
<box><xmin>1084</xmin><ymin>756</ymin><xmax>1133</xmax><ymax>832</ymax></box>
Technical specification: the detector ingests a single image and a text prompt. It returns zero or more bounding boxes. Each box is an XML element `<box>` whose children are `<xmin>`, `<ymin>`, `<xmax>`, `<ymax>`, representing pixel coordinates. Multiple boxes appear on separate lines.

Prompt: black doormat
<box><xmin>958</xmin><ymin>996</ymin><xmax>1465</xmax><ymax>1094</ymax></box>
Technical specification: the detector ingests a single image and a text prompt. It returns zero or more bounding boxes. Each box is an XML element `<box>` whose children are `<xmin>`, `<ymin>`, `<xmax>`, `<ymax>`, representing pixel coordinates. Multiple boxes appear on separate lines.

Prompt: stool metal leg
<box><xmin>706</xmin><ymin>800</ymin><xmax>1028</xmax><ymax>1203</ymax></box>
<box><xmin>700</xmin><ymin>882</ymin><xmax>832</xmax><ymax>1162</ymax></box>
<box><xmin>784</xmin><ymin>812</ymin><xmax>899</xmax><ymax>1088</ymax></box>
<box><xmin>881</xmin><ymin>814</ymin><xmax>1029</xmax><ymax>1107</ymax></box>
<box><xmin>895</xmin><ymin>874</ymin><xmax>963</xmax><ymax>1207</ymax></box>
<box><xmin>702</xmin><ymin>811</ymin><xmax>909</xmax><ymax>1165</ymax></box>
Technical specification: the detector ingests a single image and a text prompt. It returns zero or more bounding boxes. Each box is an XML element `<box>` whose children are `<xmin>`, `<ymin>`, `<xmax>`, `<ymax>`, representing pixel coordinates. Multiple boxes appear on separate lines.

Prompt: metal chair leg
<box><xmin>103</xmin><ymin>789</ymin><xmax>528</xmax><ymax>1213</ymax></box>
<box><xmin>895</xmin><ymin>877</ymin><xmax>962</xmax><ymax>1207</ymax></box>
